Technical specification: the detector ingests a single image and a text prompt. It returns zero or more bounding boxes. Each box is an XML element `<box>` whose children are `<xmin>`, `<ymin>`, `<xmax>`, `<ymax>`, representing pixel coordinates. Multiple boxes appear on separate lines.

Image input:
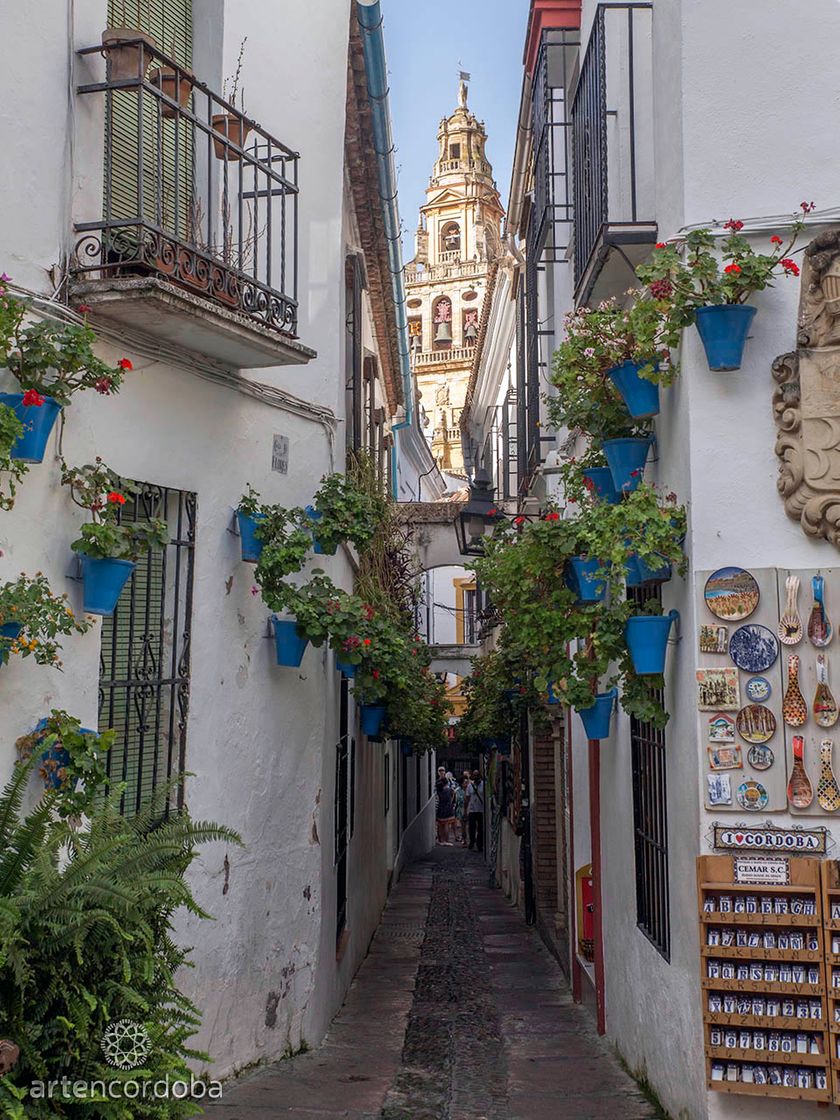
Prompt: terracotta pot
<box><xmin>101</xmin><ymin>27</ymin><xmax>157</xmax><ymax>81</ymax></box>
<box><xmin>211</xmin><ymin>114</ymin><xmax>252</xmax><ymax>161</ymax></box>
<box><xmin>150</xmin><ymin>65</ymin><xmax>193</xmax><ymax>119</ymax></box>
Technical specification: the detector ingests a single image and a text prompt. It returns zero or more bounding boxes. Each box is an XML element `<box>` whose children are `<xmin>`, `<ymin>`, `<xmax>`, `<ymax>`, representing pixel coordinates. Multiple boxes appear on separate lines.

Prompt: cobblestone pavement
<box><xmin>206</xmin><ymin>847</ymin><xmax>656</xmax><ymax>1119</ymax></box>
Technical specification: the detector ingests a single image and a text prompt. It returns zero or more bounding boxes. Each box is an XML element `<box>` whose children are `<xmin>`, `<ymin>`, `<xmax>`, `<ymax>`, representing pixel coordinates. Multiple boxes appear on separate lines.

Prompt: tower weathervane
<box><xmin>458</xmin><ymin>67</ymin><xmax>470</xmax><ymax>109</ymax></box>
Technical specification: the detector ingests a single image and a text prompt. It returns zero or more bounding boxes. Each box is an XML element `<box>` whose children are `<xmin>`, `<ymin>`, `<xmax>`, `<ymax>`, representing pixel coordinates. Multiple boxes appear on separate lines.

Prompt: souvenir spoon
<box><xmin>817</xmin><ymin>739</ymin><xmax>840</xmax><ymax>811</ymax></box>
<box><xmin>782</xmin><ymin>654</ymin><xmax>808</xmax><ymax>727</ymax></box>
<box><xmin>788</xmin><ymin>735</ymin><xmax>814</xmax><ymax>809</ymax></box>
<box><xmin>778</xmin><ymin>574</ymin><xmax>803</xmax><ymax>645</ymax></box>
<box><xmin>807</xmin><ymin>574</ymin><xmax>833</xmax><ymax>647</ymax></box>
<box><xmin>813</xmin><ymin>653</ymin><xmax>839</xmax><ymax>728</ymax></box>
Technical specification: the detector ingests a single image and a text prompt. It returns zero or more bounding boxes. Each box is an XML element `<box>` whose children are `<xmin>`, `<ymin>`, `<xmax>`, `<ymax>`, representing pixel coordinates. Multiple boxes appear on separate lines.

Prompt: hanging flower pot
<box><xmin>0</xmin><ymin>393</ymin><xmax>62</xmax><ymax>463</ymax></box>
<box><xmin>305</xmin><ymin>505</ymin><xmax>336</xmax><ymax>556</ymax></box>
<box><xmin>694</xmin><ymin>305</ymin><xmax>757</xmax><ymax>371</ymax></box>
<box><xmin>211</xmin><ymin>114</ymin><xmax>253</xmax><ymax>161</ymax></box>
<box><xmin>360</xmin><ymin>704</ymin><xmax>386</xmax><ymax>737</ymax></box>
<box><xmin>149</xmin><ymin>65</ymin><xmax>193</xmax><ymax>118</ymax></box>
<box><xmin>625</xmin><ymin>609</ymin><xmax>680</xmax><ymax>675</ymax></box>
<box><xmin>81</xmin><ymin>556</ymin><xmax>135</xmax><ymax>616</ymax></box>
<box><xmin>335</xmin><ymin>657</ymin><xmax>356</xmax><ymax>678</ymax></box>
<box><xmin>602</xmin><ymin>436</ymin><xmax>652</xmax><ymax>493</ymax></box>
<box><xmin>0</xmin><ymin>622</ymin><xmax>21</xmax><ymax>666</ymax></box>
<box><xmin>565</xmin><ymin>557</ymin><xmax>607</xmax><ymax>603</ymax></box>
<box><xmin>272</xmin><ymin>617</ymin><xmax>309</xmax><ymax>667</ymax></box>
<box><xmin>581</xmin><ymin>467</ymin><xmax>621</xmax><ymax>505</ymax></box>
<box><xmin>576</xmin><ymin>689</ymin><xmax>617</xmax><ymax>740</ymax></box>
<box><xmin>237</xmin><ymin>510</ymin><xmax>266</xmax><ymax>563</ymax></box>
<box><xmin>625</xmin><ymin>553</ymin><xmax>673</xmax><ymax>587</ymax></box>
<box><xmin>607</xmin><ymin>361</ymin><xmax>660</xmax><ymax>419</ymax></box>
<box><xmin>101</xmin><ymin>27</ymin><xmax>157</xmax><ymax>81</ymax></box>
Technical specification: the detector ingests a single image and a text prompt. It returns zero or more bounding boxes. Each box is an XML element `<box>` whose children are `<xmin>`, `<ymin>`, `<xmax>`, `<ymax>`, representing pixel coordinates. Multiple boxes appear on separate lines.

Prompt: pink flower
<box><xmin>801</xmin><ymin>201</ymin><xmax>816</xmax><ymax>214</ymax></box>
<box><xmin>78</xmin><ymin>303</ymin><xmax>93</xmax><ymax>314</ymax></box>
<box><xmin>250</xmin><ymin>586</ymin><xmax>260</xmax><ymax>596</ymax></box>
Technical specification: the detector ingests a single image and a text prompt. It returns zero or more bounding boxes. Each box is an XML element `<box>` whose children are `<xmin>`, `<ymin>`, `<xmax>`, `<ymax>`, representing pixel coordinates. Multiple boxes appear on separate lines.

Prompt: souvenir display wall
<box><xmin>697</xmin><ymin>568</ymin><xmax>840</xmax><ymax>816</ymax></box>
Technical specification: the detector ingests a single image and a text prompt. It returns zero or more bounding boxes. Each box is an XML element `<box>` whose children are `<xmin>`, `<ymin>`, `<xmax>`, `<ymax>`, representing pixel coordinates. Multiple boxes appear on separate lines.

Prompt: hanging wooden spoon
<box><xmin>817</xmin><ymin>739</ymin><xmax>840</xmax><ymax>811</ymax></box>
<box><xmin>813</xmin><ymin>653</ymin><xmax>839</xmax><ymax>728</ymax></box>
<box><xmin>788</xmin><ymin>735</ymin><xmax>814</xmax><ymax>809</ymax></box>
<box><xmin>807</xmin><ymin>574</ymin><xmax>833</xmax><ymax>647</ymax></box>
<box><xmin>783</xmin><ymin>654</ymin><xmax>808</xmax><ymax>727</ymax></box>
<box><xmin>778</xmin><ymin>574</ymin><xmax>803</xmax><ymax>645</ymax></box>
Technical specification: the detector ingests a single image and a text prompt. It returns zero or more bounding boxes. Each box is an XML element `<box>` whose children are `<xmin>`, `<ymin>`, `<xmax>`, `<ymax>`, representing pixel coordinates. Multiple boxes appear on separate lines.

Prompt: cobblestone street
<box><xmin>207</xmin><ymin>848</ymin><xmax>656</xmax><ymax>1120</ymax></box>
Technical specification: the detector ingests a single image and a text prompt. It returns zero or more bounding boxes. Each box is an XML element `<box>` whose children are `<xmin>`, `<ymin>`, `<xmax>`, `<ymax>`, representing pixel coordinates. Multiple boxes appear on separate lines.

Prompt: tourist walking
<box><xmin>454</xmin><ymin>776</ymin><xmax>467</xmax><ymax>845</ymax></box>
<box><xmin>435</xmin><ymin>768</ymin><xmax>456</xmax><ymax>845</ymax></box>
<box><xmin>466</xmin><ymin>770</ymin><xmax>485</xmax><ymax>852</ymax></box>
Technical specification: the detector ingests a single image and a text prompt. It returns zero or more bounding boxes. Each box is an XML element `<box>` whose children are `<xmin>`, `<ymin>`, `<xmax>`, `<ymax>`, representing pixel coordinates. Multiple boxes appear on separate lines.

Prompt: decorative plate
<box><xmin>736</xmin><ymin>780</ymin><xmax>769</xmax><ymax>811</ymax></box>
<box><xmin>745</xmin><ymin>676</ymin><xmax>772</xmax><ymax>702</ymax></box>
<box><xmin>705</xmin><ymin>567</ymin><xmax>761</xmax><ymax>621</ymax></box>
<box><xmin>729</xmin><ymin>624</ymin><xmax>779</xmax><ymax>673</ymax></box>
<box><xmin>747</xmin><ymin>743</ymin><xmax>774</xmax><ymax>771</ymax></box>
<box><xmin>736</xmin><ymin>704</ymin><xmax>777</xmax><ymax>744</ymax></box>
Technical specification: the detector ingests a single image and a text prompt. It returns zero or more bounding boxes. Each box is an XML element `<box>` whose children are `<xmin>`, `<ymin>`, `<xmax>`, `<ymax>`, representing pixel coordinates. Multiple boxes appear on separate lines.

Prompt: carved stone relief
<box><xmin>774</xmin><ymin>229</ymin><xmax>840</xmax><ymax>547</ymax></box>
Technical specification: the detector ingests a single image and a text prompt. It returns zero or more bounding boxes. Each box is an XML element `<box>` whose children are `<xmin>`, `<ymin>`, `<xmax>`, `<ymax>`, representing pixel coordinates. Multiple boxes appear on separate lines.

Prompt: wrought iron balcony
<box><xmin>73</xmin><ymin>39</ymin><xmax>311</xmax><ymax>367</ymax></box>
<box><xmin>570</xmin><ymin>3</ymin><xmax>656</xmax><ymax>304</ymax></box>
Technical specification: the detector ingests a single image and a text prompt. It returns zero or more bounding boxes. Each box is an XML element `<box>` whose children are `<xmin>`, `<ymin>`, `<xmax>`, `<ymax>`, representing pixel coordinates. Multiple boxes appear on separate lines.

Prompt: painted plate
<box><xmin>736</xmin><ymin>780</ymin><xmax>769</xmax><ymax>811</ymax></box>
<box><xmin>705</xmin><ymin>567</ymin><xmax>761</xmax><ymax>621</ymax></box>
<box><xmin>747</xmin><ymin>744</ymin><xmax>775</xmax><ymax>771</ymax></box>
<box><xmin>729</xmin><ymin>624</ymin><xmax>779</xmax><ymax>673</ymax></box>
<box><xmin>745</xmin><ymin>676</ymin><xmax>772</xmax><ymax>702</ymax></box>
<box><xmin>736</xmin><ymin>704</ymin><xmax>777</xmax><ymax>744</ymax></box>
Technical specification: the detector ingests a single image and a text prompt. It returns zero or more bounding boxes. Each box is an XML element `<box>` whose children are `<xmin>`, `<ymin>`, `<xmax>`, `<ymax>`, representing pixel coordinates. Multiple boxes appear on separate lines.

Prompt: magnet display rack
<box><xmin>698</xmin><ymin>855</ymin><xmax>831</xmax><ymax>1102</ymax></box>
<box><xmin>820</xmin><ymin>861</ymin><xmax>840</xmax><ymax>1100</ymax></box>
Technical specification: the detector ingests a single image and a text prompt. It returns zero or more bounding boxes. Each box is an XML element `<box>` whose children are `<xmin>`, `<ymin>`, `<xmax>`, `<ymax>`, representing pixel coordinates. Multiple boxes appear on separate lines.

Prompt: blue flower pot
<box><xmin>335</xmin><ymin>657</ymin><xmax>356</xmax><ymax>678</ymax></box>
<box><xmin>0</xmin><ymin>622</ymin><xmax>22</xmax><ymax>665</ymax></box>
<box><xmin>625</xmin><ymin>553</ymin><xmax>673</xmax><ymax>587</ymax></box>
<box><xmin>33</xmin><ymin>719</ymin><xmax>95</xmax><ymax>790</ymax></box>
<box><xmin>360</xmin><ymin>704</ymin><xmax>386</xmax><ymax>737</ymax></box>
<box><xmin>566</xmin><ymin>557</ymin><xmax>607</xmax><ymax>603</ymax></box>
<box><xmin>607</xmin><ymin>361</ymin><xmax>660</xmax><ymax>419</ymax></box>
<box><xmin>602</xmin><ymin>437</ymin><xmax>652</xmax><ymax>493</ymax></box>
<box><xmin>581</xmin><ymin>467</ymin><xmax>621</xmax><ymax>505</ymax></box>
<box><xmin>81</xmin><ymin>555</ymin><xmax>135</xmax><ymax>616</ymax></box>
<box><xmin>305</xmin><ymin>505</ymin><xmax>336</xmax><ymax>556</ymax></box>
<box><xmin>694</xmin><ymin>304</ymin><xmax>757</xmax><ymax>371</ymax></box>
<box><xmin>237</xmin><ymin>510</ymin><xmax>266</xmax><ymax>563</ymax></box>
<box><xmin>625</xmin><ymin>609</ymin><xmax>679</xmax><ymax>675</ymax></box>
<box><xmin>0</xmin><ymin>393</ymin><xmax>62</xmax><ymax>463</ymax></box>
<box><xmin>272</xmin><ymin>618</ymin><xmax>309</xmax><ymax>667</ymax></box>
<box><xmin>547</xmin><ymin>682</ymin><xmax>562</xmax><ymax>705</ymax></box>
<box><xmin>400</xmin><ymin>739</ymin><xmax>414</xmax><ymax>756</ymax></box>
<box><xmin>576</xmin><ymin>689</ymin><xmax>617</xmax><ymax>740</ymax></box>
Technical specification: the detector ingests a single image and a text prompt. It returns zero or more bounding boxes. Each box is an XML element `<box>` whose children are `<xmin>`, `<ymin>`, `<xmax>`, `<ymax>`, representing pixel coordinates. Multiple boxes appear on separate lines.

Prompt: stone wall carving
<box><xmin>774</xmin><ymin>229</ymin><xmax>840</xmax><ymax>547</ymax></box>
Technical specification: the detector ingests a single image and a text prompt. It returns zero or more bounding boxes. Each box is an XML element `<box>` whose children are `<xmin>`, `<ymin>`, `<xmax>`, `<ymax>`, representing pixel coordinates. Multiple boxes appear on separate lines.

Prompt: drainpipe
<box><xmin>356</xmin><ymin>0</ymin><xmax>413</xmax><ymax>498</ymax></box>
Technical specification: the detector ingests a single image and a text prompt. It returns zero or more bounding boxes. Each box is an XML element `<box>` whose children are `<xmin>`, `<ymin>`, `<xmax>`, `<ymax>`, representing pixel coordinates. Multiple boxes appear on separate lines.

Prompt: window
<box><xmin>98</xmin><ymin>481</ymin><xmax>195</xmax><ymax>816</ymax></box>
<box><xmin>629</xmin><ymin>586</ymin><xmax>670</xmax><ymax>959</ymax></box>
<box><xmin>449</xmin><ymin>143</ymin><xmax>461</xmax><ymax>160</ymax></box>
<box><xmin>440</xmin><ymin>222</ymin><xmax>460</xmax><ymax>254</ymax></box>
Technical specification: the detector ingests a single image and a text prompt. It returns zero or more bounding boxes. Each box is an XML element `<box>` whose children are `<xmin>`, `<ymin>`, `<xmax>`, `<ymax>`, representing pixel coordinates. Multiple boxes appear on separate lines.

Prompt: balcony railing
<box><xmin>531</xmin><ymin>28</ymin><xmax>578</xmax><ymax>264</ymax></box>
<box><xmin>414</xmin><ymin>346</ymin><xmax>475</xmax><ymax>367</ymax></box>
<box><xmin>74</xmin><ymin>39</ymin><xmax>299</xmax><ymax>337</ymax></box>
<box><xmin>570</xmin><ymin>4</ymin><xmax>655</xmax><ymax>301</ymax></box>
<box><xmin>405</xmin><ymin>260</ymin><xmax>484</xmax><ymax>284</ymax></box>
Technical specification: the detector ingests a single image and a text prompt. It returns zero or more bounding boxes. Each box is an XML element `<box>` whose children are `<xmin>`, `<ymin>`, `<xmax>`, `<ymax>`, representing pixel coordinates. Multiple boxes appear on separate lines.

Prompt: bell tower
<box><xmin>405</xmin><ymin>80</ymin><xmax>504</xmax><ymax>477</ymax></box>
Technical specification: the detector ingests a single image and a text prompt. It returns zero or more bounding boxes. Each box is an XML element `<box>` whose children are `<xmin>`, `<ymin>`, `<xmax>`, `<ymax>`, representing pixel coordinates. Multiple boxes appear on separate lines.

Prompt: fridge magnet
<box><xmin>708</xmin><ymin>773</ymin><xmax>733</xmax><ymax>806</ymax></box>
<box><xmin>708</xmin><ymin>713</ymin><xmax>736</xmax><ymax>743</ymax></box>
<box><xmin>708</xmin><ymin>745</ymin><xmax>743</xmax><ymax>770</ymax></box>
<box><xmin>697</xmin><ymin>668</ymin><xmax>740</xmax><ymax>711</ymax></box>
<box><xmin>736</xmin><ymin>780</ymin><xmax>769</xmax><ymax>811</ymax></box>
<box><xmin>728</xmin><ymin>624</ymin><xmax>779</xmax><ymax>673</ymax></box>
<box><xmin>704</xmin><ymin>567</ymin><xmax>761</xmax><ymax>621</ymax></box>
<box><xmin>817</xmin><ymin>738</ymin><xmax>840</xmax><ymax>812</ymax></box>
<box><xmin>777</xmin><ymin>574</ymin><xmax>803</xmax><ymax>645</ymax></box>
<box><xmin>812</xmin><ymin>652</ymin><xmax>839</xmax><ymax>728</ymax></box>
<box><xmin>747</xmin><ymin>743</ymin><xmax>775</xmax><ymax>771</ymax></box>
<box><xmin>736</xmin><ymin>704</ymin><xmax>777</xmax><ymax>744</ymax></box>
<box><xmin>745</xmin><ymin>676</ymin><xmax>772</xmax><ymax>702</ymax></box>
<box><xmin>807</xmin><ymin>574</ymin><xmax>833</xmax><ymax>648</ymax></box>
<box><xmin>699</xmin><ymin>625</ymin><xmax>728</xmax><ymax>654</ymax></box>
<box><xmin>782</xmin><ymin>654</ymin><xmax>808</xmax><ymax>726</ymax></box>
<box><xmin>787</xmin><ymin>734</ymin><xmax>814</xmax><ymax>809</ymax></box>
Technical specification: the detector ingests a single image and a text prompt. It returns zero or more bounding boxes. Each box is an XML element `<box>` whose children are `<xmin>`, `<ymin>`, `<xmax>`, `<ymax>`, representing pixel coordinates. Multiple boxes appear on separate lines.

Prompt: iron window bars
<box><xmin>532</xmin><ymin>28</ymin><xmax>577</xmax><ymax>265</ymax></box>
<box><xmin>74</xmin><ymin>39</ymin><xmax>299</xmax><ymax>336</ymax></box>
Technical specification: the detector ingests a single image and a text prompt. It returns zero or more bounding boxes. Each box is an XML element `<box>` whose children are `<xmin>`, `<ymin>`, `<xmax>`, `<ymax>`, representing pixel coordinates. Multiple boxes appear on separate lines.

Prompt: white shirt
<box><xmin>466</xmin><ymin>780</ymin><xmax>484</xmax><ymax>813</ymax></box>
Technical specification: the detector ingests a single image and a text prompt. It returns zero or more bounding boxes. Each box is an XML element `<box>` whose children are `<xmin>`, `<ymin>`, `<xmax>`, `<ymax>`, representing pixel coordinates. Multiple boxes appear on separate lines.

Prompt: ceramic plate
<box><xmin>736</xmin><ymin>780</ymin><xmax>769</xmax><ymax>811</ymax></box>
<box><xmin>736</xmin><ymin>704</ymin><xmax>777</xmax><ymax>744</ymax></box>
<box><xmin>745</xmin><ymin>676</ymin><xmax>772</xmax><ymax>702</ymax></box>
<box><xmin>729</xmin><ymin>624</ymin><xmax>779</xmax><ymax>673</ymax></box>
<box><xmin>705</xmin><ymin>567</ymin><xmax>761</xmax><ymax>621</ymax></box>
<box><xmin>747</xmin><ymin>744</ymin><xmax>774</xmax><ymax>771</ymax></box>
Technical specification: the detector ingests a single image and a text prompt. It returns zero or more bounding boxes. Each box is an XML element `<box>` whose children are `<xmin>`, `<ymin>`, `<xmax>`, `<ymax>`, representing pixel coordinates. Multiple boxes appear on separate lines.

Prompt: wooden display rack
<box><xmin>820</xmin><ymin>862</ymin><xmax>840</xmax><ymax>1102</ymax></box>
<box><xmin>698</xmin><ymin>855</ymin><xmax>832</xmax><ymax>1103</ymax></box>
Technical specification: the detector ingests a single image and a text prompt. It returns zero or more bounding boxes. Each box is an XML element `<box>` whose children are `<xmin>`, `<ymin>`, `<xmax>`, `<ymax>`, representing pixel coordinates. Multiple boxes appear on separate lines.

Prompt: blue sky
<box><xmin>381</xmin><ymin>0</ymin><xmax>530</xmax><ymax>258</ymax></box>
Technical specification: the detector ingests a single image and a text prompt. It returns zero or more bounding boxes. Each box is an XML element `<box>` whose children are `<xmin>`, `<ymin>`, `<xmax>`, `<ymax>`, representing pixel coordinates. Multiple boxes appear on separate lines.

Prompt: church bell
<box><xmin>434</xmin><ymin>319</ymin><xmax>453</xmax><ymax>343</ymax></box>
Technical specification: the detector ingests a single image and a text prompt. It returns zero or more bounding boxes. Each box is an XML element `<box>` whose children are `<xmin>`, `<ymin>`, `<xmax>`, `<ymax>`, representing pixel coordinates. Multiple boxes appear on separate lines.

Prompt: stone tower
<box><xmin>406</xmin><ymin>80</ymin><xmax>505</xmax><ymax>476</ymax></box>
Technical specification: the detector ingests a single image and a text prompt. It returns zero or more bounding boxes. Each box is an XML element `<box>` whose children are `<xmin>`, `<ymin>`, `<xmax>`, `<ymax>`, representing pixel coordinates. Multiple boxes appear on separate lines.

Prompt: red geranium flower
<box><xmin>514</xmin><ymin>515</ymin><xmax>525</xmax><ymax>526</ymax></box>
<box><xmin>724</xmin><ymin>263</ymin><xmax>742</xmax><ymax>275</ymax></box>
<box><xmin>545</xmin><ymin>511</ymin><xmax>560</xmax><ymax>522</ymax></box>
<box><xmin>78</xmin><ymin>303</ymin><xmax>92</xmax><ymax>314</ymax></box>
<box><xmin>655</xmin><ymin>242</ymin><xmax>667</xmax><ymax>249</ymax></box>
<box><xmin>107</xmin><ymin>491</ymin><xmax>126</xmax><ymax>505</ymax></box>
<box><xmin>801</xmin><ymin>201</ymin><xmax>816</xmax><ymax>214</ymax></box>
<box><xmin>724</xmin><ymin>219</ymin><xmax>744</xmax><ymax>232</ymax></box>
<box><xmin>781</xmin><ymin>258</ymin><xmax>800</xmax><ymax>276</ymax></box>
<box><xmin>117</xmin><ymin>358</ymin><xmax>133</xmax><ymax>370</ymax></box>
<box><xmin>363</xmin><ymin>638</ymin><xmax>371</xmax><ymax>646</ymax></box>
<box><xmin>649</xmin><ymin>279</ymin><xmax>673</xmax><ymax>299</ymax></box>
<box><xmin>94</xmin><ymin>377</ymin><xmax>113</xmax><ymax>395</ymax></box>
<box><xmin>22</xmin><ymin>389</ymin><xmax>45</xmax><ymax>407</ymax></box>
<box><xmin>372</xmin><ymin>670</ymin><xmax>380</xmax><ymax>680</ymax></box>
<box><xmin>488</xmin><ymin>508</ymin><xmax>497</xmax><ymax>517</ymax></box>
<box><xmin>770</xmin><ymin>235</ymin><xmax>783</xmax><ymax>245</ymax></box>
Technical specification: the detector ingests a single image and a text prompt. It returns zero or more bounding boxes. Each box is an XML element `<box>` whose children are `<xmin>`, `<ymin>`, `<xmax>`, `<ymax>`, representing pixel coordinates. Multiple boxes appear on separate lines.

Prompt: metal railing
<box><xmin>532</xmin><ymin>28</ymin><xmax>578</xmax><ymax>263</ymax></box>
<box><xmin>74</xmin><ymin>39</ymin><xmax>299</xmax><ymax>336</ymax></box>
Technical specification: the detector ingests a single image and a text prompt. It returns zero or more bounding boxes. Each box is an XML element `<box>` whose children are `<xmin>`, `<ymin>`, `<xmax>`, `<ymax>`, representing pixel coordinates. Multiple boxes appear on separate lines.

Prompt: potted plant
<box><xmin>576</xmin><ymin>688</ymin><xmax>618</xmax><ymax>740</ymax></box>
<box><xmin>0</xmin><ymin>286</ymin><xmax>132</xmax><ymax>463</ymax></box>
<box><xmin>149</xmin><ymin>40</ymin><xmax>193</xmax><ymax>119</ymax></box>
<box><xmin>0</xmin><ymin>403</ymin><xmax>27</xmax><ymax>509</ymax></box>
<box><xmin>636</xmin><ymin>204</ymin><xmax>812</xmax><ymax>371</ymax></box>
<box><xmin>624</xmin><ymin>602</ymin><xmax>680</xmax><ymax>676</ymax></box>
<box><xmin>62</xmin><ymin>460</ymin><xmax>168</xmax><ymax>616</ymax></box>
<box><xmin>0</xmin><ymin>574</ymin><xmax>92</xmax><ymax>669</ymax></box>
<box><xmin>102</xmin><ymin>1</ymin><xmax>157</xmax><ymax>82</ymax></box>
<box><xmin>212</xmin><ymin>39</ymin><xmax>252</xmax><ymax>161</ymax></box>
<box><xmin>15</xmin><ymin>711</ymin><xmax>115</xmax><ymax>813</ymax></box>
<box><xmin>306</xmin><ymin>461</ymin><xmax>384</xmax><ymax>555</ymax></box>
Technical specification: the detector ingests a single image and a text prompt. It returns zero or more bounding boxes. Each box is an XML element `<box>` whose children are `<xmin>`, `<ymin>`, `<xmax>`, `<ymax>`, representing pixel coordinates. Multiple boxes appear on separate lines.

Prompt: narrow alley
<box><xmin>207</xmin><ymin>849</ymin><xmax>656</xmax><ymax>1120</ymax></box>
